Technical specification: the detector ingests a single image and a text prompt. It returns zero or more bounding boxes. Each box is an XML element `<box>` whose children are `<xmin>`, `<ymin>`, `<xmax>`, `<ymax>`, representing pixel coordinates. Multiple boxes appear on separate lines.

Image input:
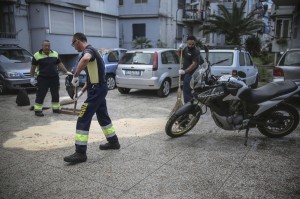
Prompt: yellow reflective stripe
<box><xmin>34</xmin><ymin>104</ymin><xmax>43</xmax><ymax>111</ymax></box>
<box><xmin>52</xmin><ymin>103</ymin><xmax>60</xmax><ymax>109</ymax></box>
<box><xmin>87</xmin><ymin>59</ymin><xmax>99</xmax><ymax>84</ymax></box>
<box><xmin>102</xmin><ymin>126</ymin><xmax>115</xmax><ymax>136</ymax></box>
<box><xmin>79</xmin><ymin>103</ymin><xmax>88</xmax><ymax>118</ymax></box>
<box><xmin>75</xmin><ymin>134</ymin><xmax>88</xmax><ymax>142</ymax></box>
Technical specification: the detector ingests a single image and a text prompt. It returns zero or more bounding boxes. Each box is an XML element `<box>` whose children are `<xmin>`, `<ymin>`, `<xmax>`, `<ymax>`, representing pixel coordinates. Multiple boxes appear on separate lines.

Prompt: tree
<box><xmin>245</xmin><ymin>36</ymin><xmax>261</xmax><ymax>57</ymax></box>
<box><xmin>132</xmin><ymin>37</ymin><xmax>152</xmax><ymax>49</ymax></box>
<box><xmin>203</xmin><ymin>0</ymin><xmax>264</xmax><ymax>45</ymax></box>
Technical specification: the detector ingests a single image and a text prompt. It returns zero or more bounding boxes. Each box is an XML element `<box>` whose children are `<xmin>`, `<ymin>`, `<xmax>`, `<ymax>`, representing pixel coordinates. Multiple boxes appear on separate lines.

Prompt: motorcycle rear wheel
<box><xmin>165</xmin><ymin>111</ymin><xmax>201</xmax><ymax>138</ymax></box>
<box><xmin>257</xmin><ymin>103</ymin><xmax>299</xmax><ymax>138</ymax></box>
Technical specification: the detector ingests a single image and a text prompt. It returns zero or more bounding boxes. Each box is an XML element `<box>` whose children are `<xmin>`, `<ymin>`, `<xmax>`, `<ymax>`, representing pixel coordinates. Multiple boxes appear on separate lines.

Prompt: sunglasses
<box><xmin>71</xmin><ymin>40</ymin><xmax>77</xmax><ymax>47</ymax></box>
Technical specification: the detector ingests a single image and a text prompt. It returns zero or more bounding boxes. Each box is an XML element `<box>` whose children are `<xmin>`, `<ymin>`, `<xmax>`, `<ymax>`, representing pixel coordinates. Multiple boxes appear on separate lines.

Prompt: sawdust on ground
<box><xmin>3</xmin><ymin>117</ymin><xmax>166</xmax><ymax>151</ymax></box>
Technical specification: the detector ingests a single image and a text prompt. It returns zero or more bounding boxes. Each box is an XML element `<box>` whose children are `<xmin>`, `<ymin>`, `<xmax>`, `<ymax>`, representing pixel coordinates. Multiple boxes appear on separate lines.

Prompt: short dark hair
<box><xmin>73</xmin><ymin>32</ymin><xmax>87</xmax><ymax>42</ymax></box>
<box><xmin>187</xmin><ymin>35</ymin><xmax>197</xmax><ymax>41</ymax></box>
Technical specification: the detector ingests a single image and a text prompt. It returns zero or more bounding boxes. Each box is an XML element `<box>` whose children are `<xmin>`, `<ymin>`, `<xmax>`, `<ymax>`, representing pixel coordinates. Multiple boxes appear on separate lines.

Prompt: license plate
<box><xmin>125</xmin><ymin>70</ymin><xmax>141</xmax><ymax>76</ymax></box>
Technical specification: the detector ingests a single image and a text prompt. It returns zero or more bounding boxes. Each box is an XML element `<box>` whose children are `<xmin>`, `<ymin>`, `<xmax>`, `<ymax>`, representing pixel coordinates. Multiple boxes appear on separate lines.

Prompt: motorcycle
<box><xmin>165</xmin><ymin>46</ymin><xmax>300</xmax><ymax>145</ymax></box>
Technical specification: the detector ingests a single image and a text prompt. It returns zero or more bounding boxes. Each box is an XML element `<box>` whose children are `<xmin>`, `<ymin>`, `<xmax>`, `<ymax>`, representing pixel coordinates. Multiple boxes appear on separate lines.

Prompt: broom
<box><xmin>169</xmin><ymin>37</ymin><xmax>184</xmax><ymax>117</ymax></box>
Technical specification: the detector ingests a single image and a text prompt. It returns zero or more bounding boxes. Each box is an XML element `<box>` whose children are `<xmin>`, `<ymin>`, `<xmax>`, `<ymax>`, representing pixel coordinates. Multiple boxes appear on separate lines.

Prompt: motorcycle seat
<box><xmin>239</xmin><ymin>80</ymin><xmax>297</xmax><ymax>104</ymax></box>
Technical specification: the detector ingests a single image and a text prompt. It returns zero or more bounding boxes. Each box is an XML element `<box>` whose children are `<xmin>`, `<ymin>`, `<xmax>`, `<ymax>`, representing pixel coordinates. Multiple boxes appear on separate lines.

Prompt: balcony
<box><xmin>182</xmin><ymin>9</ymin><xmax>205</xmax><ymax>24</ymax></box>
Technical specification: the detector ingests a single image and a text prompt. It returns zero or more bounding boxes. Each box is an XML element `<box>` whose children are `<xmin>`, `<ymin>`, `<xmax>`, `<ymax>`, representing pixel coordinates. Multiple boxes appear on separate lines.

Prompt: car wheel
<box><xmin>251</xmin><ymin>75</ymin><xmax>259</xmax><ymax>89</ymax></box>
<box><xmin>0</xmin><ymin>80</ymin><xmax>7</xmax><ymax>95</ymax></box>
<box><xmin>106</xmin><ymin>75</ymin><xmax>116</xmax><ymax>90</ymax></box>
<box><xmin>118</xmin><ymin>87</ymin><xmax>130</xmax><ymax>94</ymax></box>
<box><xmin>157</xmin><ymin>79</ymin><xmax>170</xmax><ymax>98</ymax></box>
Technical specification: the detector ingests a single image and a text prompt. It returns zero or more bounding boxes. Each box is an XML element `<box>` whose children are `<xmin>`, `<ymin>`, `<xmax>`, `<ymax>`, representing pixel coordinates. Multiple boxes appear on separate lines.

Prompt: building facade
<box><xmin>0</xmin><ymin>0</ymin><xmax>120</xmax><ymax>68</ymax></box>
<box><xmin>270</xmin><ymin>0</ymin><xmax>300</xmax><ymax>63</ymax></box>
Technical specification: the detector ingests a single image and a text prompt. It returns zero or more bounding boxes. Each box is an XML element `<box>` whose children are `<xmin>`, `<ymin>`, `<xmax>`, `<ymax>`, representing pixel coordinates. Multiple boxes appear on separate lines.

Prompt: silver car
<box><xmin>116</xmin><ymin>48</ymin><xmax>180</xmax><ymax>97</ymax></box>
<box><xmin>0</xmin><ymin>44</ymin><xmax>34</xmax><ymax>94</ymax></box>
<box><xmin>273</xmin><ymin>48</ymin><xmax>300</xmax><ymax>83</ymax></box>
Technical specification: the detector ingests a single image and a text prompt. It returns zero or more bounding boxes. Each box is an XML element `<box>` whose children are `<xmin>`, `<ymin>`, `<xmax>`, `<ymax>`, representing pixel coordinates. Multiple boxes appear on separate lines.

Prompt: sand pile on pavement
<box><xmin>3</xmin><ymin>117</ymin><xmax>166</xmax><ymax>151</ymax></box>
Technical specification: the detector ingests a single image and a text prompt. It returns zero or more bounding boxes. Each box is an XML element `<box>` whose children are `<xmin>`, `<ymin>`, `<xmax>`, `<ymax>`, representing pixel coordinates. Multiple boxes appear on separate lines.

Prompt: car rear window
<box><xmin>279</xmin><ymin>50</ymin><xmax>300</xmax><ymax>66</ymax></box>
<box><xmin>0</xmin><ymin>48</ymin><xmax>32</xmax><ymax>63</ymax></box>
<box><xmin>208</xmin><ymin>52</ymin><xmax>233</xmax><ymax>66</ymax></box>
<box><xmin>119</xmin><ymin>52</ymin><xmax>154</xmax><ymax>65</ymax></box>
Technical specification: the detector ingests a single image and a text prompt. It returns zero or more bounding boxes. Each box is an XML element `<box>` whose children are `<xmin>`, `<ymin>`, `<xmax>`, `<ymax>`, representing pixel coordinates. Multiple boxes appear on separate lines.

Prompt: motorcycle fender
<box><xmin>174</xmin><ymin>102</ymin><xmax>202</xmax><ymax>116</ymax></box>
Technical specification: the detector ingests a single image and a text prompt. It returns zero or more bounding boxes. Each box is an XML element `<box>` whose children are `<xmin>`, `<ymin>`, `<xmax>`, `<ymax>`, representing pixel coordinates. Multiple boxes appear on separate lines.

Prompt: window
<box><xmin>135</xmin><ymin>0</ymin><xmax>147</xmax><ymax>3</ymax></box>
<box><xmin>245</xmin><ymin>53</ymin><xmax>253</xmax><ymax>66</ymax></box>
<box><xmin>161</xmin><ymin>51</ymin><xmax>179</xmax><ymax>64</ymax></box>
<box><xmin>279</xmin><ymin>50</ymin><xmax>300</xmax><ymax>66</ymax></box>
<box><xmin>0</xmin><ymin>4</ymin><xmax>15</xmax><ymax>38</ymax></box>
<box><xmin>119</xmin><ymin>0</ymin><xmax>123</xmax><ymax>5</ymax></box>
<box><xmin>84</xmin><ymin>15</ymin><xmax>101</xmax><ymax>36</ymax></box>
<box><xmin>239</xmin><ymin>52</ymin><xmax>245</xmax><ymax>66</ymax></box>
<box><xmin>50</xmin><ymin>7</ymin><xmax>74</xmax><ymax>34</ymax></box>
<box><xmin>275</xmin><ymin>18</ymin><xmax>291</xmax><ymax>38</ymax></box>
<box><xmin>102</xmin><ymin>17</ymin><xmax>116</xmax><ymax>37</ymax></box>
<box><xmin>209</xmin><ymin>52</ymin><xmax>233</xmax><ymax>66</ymax></box>
<box><xmin>132</xmin><ymin>24</ymin><xmax>145</xmax><ymax>40</ymax></box>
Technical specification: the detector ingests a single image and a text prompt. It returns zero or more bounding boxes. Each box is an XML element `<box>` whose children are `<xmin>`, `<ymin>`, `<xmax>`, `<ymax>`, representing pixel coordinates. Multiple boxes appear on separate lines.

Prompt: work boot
<box><xmin>53</xmin><ymin>109</ymin><xmax>61</xmax><ymax>114</ymax></box>
<box><xmin>99</xmin><ymin>142</ymin><xmax>120</xmax><ymax>150</ymax></box>
<box><xmin>64</xmin><ymin>152</ymin><xmax>87</xmax><ymax>163</ymax></box>
<box><xmin>35</xmin><ymin>111</ymin><xmax>44</xmax><ymax>117</ymax></box>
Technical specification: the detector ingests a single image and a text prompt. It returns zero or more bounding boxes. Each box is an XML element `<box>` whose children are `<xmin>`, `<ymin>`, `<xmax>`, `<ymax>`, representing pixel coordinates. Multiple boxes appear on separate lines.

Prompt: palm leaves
<box><xmin>204</xmin><ymin>0</ymin><xmax>264</xmax><ymax>45</ymax></box>
<box><xmin>132</xmin><ymin>37</ymin><xmax>152</xmax><ymax>49</ymax></box>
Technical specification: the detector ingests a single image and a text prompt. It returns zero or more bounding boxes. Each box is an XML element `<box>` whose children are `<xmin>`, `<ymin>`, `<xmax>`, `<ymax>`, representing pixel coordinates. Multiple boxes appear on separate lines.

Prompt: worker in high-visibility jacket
<box><xmin>64</xmin><ymin>32</ymin><xmax>120</xmax><ymax>163</ymax></box>
<box><xmin>30</xmin><ymin>40</ymin><xmax>72</xmax><ymax>116</ymax></box>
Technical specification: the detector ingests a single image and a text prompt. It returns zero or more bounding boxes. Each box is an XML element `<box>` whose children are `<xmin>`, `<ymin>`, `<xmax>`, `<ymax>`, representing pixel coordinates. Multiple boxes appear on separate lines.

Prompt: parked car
<box><xmin>116</xmin><ymin>48</ymin><xmax>180</xmax><ymax>97</ymax></box>
<box><xmin>273</xmin><ymin>48</ymin><xmax>300</xmax><ymax>83</ymax></box>
<box><xmin>0</xmin><ymin>44</ymin><xmax>34</xmax><ymax>94</ymax></box>
<box><xmin>65</xmin><ymin>48</ymin><xmax>127</xmax><ymax>98</ymax></box>
<box><xmin>201</xmin><ymin>47</ymin><xmax>259</xmax><ymax>88</ymax></box>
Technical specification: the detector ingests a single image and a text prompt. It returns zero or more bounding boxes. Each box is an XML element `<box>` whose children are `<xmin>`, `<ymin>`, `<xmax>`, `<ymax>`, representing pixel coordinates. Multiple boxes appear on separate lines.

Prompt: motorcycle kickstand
<box><xmin>244</xmin><ymin>127</ymin><xmax>249</xmax><ymax>146</ymax></box>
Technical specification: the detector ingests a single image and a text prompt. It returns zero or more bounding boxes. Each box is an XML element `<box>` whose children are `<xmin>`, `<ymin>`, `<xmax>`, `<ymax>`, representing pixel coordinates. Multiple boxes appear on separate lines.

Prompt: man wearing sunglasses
<box><xmin>64</xmin><ymin>32</ymin><xmax>120</xmax><ymax>163</ymax></box>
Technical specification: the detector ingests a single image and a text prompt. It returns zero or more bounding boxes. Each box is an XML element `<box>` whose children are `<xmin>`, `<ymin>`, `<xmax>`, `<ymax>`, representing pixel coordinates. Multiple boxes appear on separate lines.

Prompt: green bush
<box><xmin>252</xmin><ymin>57</ymin><xmax>272</xmax><ymax>83</ymax></box>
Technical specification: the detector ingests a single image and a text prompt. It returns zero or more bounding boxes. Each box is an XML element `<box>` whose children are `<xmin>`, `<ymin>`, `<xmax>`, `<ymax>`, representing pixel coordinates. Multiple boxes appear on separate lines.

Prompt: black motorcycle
<box><xmin>165</xmin><ymin>46</ymin><xmax>300</xmax><ymax>145</ymax></box>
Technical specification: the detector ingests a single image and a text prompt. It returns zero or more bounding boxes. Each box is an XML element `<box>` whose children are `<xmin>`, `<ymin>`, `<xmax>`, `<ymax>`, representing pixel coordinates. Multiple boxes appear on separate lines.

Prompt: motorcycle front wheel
<box><xmin>257</xmin><ymin>103</ymin><xmax>299</xmax><ymax>138</ymax></box>
<box><xmin>165</xmin><ymin>111</ymin><xmax>201</xmax><ymax>138</ymax></box>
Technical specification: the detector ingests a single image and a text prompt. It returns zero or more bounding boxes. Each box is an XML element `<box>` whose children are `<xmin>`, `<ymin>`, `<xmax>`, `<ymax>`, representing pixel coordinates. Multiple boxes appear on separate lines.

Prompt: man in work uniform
<box><xmin>178</xmin><ymin>35</ymin><xmax>203</xmax><ymax>103</ymax></box>
<box><xmin>64</xmin><ymin>32</ymin><xmax>120</xmax><ymax>163</ymax></box>
<box><xmin>30</xmin><ymin>40</ymin><xmax>71</xmax><ymax>116</ymax></box>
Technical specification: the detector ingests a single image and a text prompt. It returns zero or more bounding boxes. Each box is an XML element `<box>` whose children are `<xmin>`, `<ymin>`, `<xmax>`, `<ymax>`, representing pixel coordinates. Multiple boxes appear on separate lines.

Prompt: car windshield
<box><xmin>0</xmin><ymin>48</ymin><xmax>32</xmax><ymax>63</ymax></box>
<box><xmin>279</xmin><ymin>50</ymin><xmax>300</xmax><ymax>66</ymax></box>
<box><xmin>119</xmin><ymin>52</ymin><xmax>154</xmax><ymax>65</ymax></box>
<box><xmin>208</xmin><ymin>52</ymin><xmax>233</xmax><ymax>66</ymax></box>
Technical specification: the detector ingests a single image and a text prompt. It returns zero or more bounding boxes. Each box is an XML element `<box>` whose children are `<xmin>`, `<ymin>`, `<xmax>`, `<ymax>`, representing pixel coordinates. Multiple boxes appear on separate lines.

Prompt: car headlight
<box><xmin>7</xmin><ymin>72</ymin><xmax>22</xmax><ymax>78</ymax></box>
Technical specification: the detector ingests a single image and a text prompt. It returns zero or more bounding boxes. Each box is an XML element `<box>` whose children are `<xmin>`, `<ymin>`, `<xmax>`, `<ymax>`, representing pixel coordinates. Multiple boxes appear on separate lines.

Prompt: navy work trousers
<box><xmin>75</xmin><ymin>83</ymin><xmax>117</xmax><ymax>153</ymax></box>
<box><xmin>35</xmin><ymin>76</ymin><xmax>60</xmax><ymax>105</ymax></box>
<box><xmin>183</xmin><ymin>73</ymin><xmax>193</xmax><ymax>103</ymax></box>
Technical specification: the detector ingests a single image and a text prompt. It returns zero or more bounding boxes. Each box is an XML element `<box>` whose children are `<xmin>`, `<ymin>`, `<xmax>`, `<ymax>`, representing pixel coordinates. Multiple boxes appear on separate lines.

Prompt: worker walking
<box><xmin>64</xmin><ymin>32</ymin><xmax>120</xmax><ymax>164</ymax></box>
<box><xmin>30</xmin><ymin>40</ymin><xmax>72</xmax><ymax>116</ymax></box>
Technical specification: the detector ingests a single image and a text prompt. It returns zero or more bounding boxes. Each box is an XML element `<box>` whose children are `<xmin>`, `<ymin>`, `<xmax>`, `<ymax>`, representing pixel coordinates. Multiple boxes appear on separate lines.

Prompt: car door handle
<box><xmin>168</xmin><ymin>67</ymin><xmax>172</xmax><ymax>69</ymax></box>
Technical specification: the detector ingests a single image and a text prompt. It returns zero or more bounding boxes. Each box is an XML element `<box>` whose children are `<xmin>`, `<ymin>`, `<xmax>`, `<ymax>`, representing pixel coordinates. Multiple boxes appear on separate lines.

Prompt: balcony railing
<box><xmin>0</xmin><ymin>32</ymin><xmax>17</xmax><ymax>39</ymax></box>
<box><xmin>182</xmin><ymin>9</ymin><xmax>205</xmax><ymax>23</ymax></box>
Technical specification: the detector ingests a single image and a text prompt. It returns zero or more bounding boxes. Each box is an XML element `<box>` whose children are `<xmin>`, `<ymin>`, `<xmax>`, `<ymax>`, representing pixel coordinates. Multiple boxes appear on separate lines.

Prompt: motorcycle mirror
<box><xmin>237</xmin><ymin>71</ymin><xmax>246</xmax><ymax>78</ymax></box>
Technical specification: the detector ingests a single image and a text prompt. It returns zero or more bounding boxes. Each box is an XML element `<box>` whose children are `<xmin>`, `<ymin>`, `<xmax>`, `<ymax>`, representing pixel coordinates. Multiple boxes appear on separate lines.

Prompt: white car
<box><xmin>202</xmin><ymin>48</ymin><xmax>259</xmax><ymax>88</ymax></box>
<box><xmin>116</xmin><ymin>48</ymin><xmax>180</xmax><ymax>97</ymax></box>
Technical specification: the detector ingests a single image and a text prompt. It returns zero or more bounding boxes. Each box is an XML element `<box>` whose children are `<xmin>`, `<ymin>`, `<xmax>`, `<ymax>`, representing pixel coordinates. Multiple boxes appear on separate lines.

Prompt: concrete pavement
<box><xmin>0</xmin><ymin>80</ymin><xmax>299</xmax><ymax>199</ymax></box>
